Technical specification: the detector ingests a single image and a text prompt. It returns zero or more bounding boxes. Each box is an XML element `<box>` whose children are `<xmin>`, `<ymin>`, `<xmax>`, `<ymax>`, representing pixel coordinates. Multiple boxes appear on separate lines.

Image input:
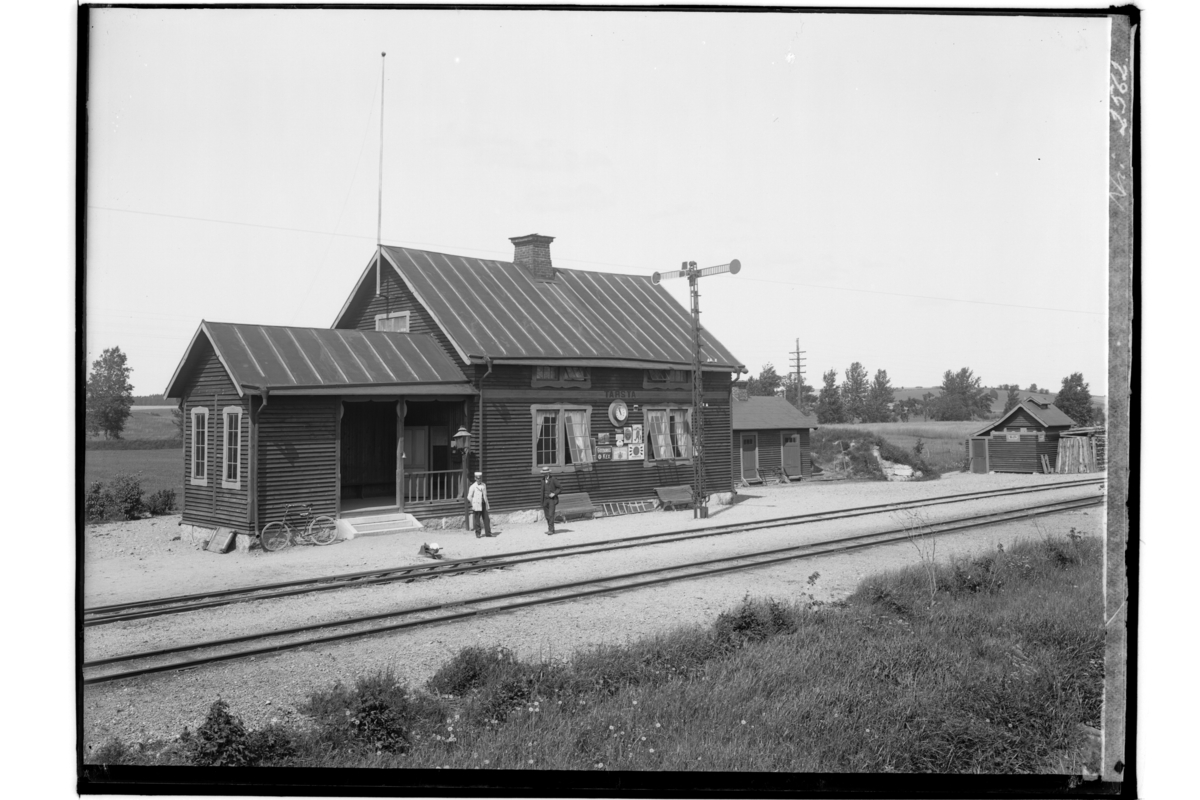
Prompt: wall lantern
<box><xmin>451</xmin><ymin>426</ymin><xmax>472</xmax><ymax>455</ymax></box>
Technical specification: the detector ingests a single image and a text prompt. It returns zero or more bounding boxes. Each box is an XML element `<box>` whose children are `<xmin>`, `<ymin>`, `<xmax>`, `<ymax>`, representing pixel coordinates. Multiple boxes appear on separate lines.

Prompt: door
<box><xmin>970</xmin><ymin>438</ymin><xmax>989</xmax><ymax>474</ymax></box>
<box><xmin>781</xmin><ymin>431</ymin><xmax>803</xmax><ymax>478</ymax></box>
<box><xmin>403</xmin><ymin>426</ymin><xmax>429</xmax><ymax>499</ymax></box>
<box><xmin>740</xmin><ymin>433</ymin><xmax>758</xmax><ymax>481</ymax></box>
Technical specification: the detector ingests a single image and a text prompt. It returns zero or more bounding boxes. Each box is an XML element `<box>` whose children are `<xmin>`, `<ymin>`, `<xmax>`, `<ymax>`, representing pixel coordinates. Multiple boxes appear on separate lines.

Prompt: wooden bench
<box><xmin>552</xmin><ymin>492</ymin><xmax>598</xmax><ymax>522</ymax></box>
<box><xmin>760</xmin><ymin>467</ymin><xmax>791</xmax><ymax>486</ymax></box>
<box><xmin>655</xmin><ymin>485</ymin><xmax>696</xmax><ymax>511</ymax></box>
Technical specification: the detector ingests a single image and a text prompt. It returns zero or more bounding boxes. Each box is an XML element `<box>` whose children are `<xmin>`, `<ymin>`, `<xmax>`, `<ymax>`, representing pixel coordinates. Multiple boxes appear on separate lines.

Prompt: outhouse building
<box><xmin>165</xmin><ymin>234</ymin><xmax>746</xmax><ymax>541</ymax></box>
<box><xmin>967</xmin><ymin>397</ymin><xmax>1078</xmax><ymax>474</ymax></box>
<box><xmin>730</xmin><ymin>386</ymin><xmax>818</xmax><ymax>483</ymax></box>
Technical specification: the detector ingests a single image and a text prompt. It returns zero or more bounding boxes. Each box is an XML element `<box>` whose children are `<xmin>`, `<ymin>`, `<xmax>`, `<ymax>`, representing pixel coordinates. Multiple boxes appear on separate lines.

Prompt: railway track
<box><xmin>84</xmin><ymin>476</ymin><xmax>1104</xmax><ymax>628</ymax></box>
<box><xmin>83</xmin><ymin>491</ymin><xmax>1103</xmax><ymax>685</ymax></box>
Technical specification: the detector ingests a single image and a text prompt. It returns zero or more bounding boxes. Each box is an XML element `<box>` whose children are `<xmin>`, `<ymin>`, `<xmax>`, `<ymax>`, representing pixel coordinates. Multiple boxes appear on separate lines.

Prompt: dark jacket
<box><xmin>541</xmin><ymin>474</ymin><xmax>562</xmax><ymax>506</ymax></box>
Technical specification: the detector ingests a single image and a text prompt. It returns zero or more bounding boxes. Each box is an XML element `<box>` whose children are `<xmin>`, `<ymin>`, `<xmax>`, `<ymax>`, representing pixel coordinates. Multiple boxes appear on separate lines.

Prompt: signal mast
<box><xmin>652</xmin><ymin>259</ymin><xmax>742</xmax><ymax>518</ymax></box>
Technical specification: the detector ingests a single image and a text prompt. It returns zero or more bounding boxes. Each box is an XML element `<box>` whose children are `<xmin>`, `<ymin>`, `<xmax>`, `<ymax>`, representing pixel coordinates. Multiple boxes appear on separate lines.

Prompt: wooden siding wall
<box><xmin>470</xmin><ymin>365</ymin><xmax>733</xmax><ymax>512</ymax></box>
<box><xmin>987</xmin><ymin>432</ymin><xmax>1062</xmax><ymax>473</ymax></box>
<box><xmin>998</xmin><ymin>408</ymin><xmax>1041</xmax><ymax>430</ymax></box>
<box><xmin>730</xmin><ymin>429</ymin><xmax>813</xmax><ymax>481</ymax></box>
<box><xmin>257</xmin><ymin>396</ymin><xmax>340</xmax><ymax>526</ymax></box>
<box><xmin>181</xmin><ymin>340</ymin><xmax>249</xmax><ymax>530</ymax></box>
<box><xmin>337</xmin><ymin>265</ymin><xmax>461</xmax><ymax>363</ymax></box>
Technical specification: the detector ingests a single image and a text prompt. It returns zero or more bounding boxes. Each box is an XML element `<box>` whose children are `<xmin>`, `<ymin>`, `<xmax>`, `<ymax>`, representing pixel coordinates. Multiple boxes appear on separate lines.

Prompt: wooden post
<box><xmin>335</xmin><ymin>400</ymin><xmax>342</xmax><ymax>518</ymax></box>
<box><xmin>396</xmin><ymin>399</ymin><xmax>405</xmax><ymax>512</ymax></box>
<box><xmin>462</xmin><ymin>399</ymin><xmax>472</xmax><ymax>529</ymax></box>
<box><xmin>248</xmin><ymin>395</ymin><xmax>257</xmax><ymax>534</ymax></box>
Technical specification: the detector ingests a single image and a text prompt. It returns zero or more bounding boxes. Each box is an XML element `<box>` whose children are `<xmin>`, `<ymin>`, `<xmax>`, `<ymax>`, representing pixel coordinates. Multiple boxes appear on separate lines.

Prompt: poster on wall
<box><xmin>596</xmin><ymin>446</ymin><xmax>613</xmax><ymax>461</ymax></box>
<box><xmin>615</xmin><ymin>433</ymin><xmax>625</xmax><ymax>447</ymax></box>
<box><xmin>631</xmin><ymin>424</ymin><xmax>643</xmax><ymax>444</ymax></box>
<box><xmin>628</xmin><ymin>443</ymin><xmax>645</xmax><ymax>460</ymax></box>
<box><xmin>598</xmin><ymin>432</ymin><xmax>609</xmax><ymax>446</ymax></box>
<box><xmin>614</xmin><ymin>446</ymin><xmax>629</xmax><ymax>461</ymax></box>
<box><xmin>623</xmin><ymin>426</ymin><xmax>633</xmax><ymax>444</ymax></box>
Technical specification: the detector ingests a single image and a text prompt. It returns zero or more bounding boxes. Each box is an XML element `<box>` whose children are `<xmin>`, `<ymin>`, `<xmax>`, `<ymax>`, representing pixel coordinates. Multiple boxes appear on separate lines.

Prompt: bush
<box><xmin>107</xmin><ymin>473</ymin><xmax>145</xmax><ymax>520</ymax></box>
<box><xmin>84</xmin><ymin>481</ymin><xmax>113</xmax><ymax>522</ymax></box>
<box><xmin>427</xmin><ymin>645</ymin><xmax>515</xmax><ymax>696</ymax></box>
<box><xmin>145</xmin><ymin>488</ymin><xmax>177</xmax><ymax>516</ymax></box>
<box><xmin>85</xmin><ymin>437</ymin><xmax>182</xmax><ymax>451</ymax></box>
<box><xmin>303</xmin><ymin>670</ymin><xmax>427</xmax><ymax>755</ymax></box>
<box><xmin>182</xmin><ymin>700</ymin><xmax>254</xmax><ymax>767</ymax></box>
<box><xmin>713</xmin><ymin>595</ymin><xmax>798</xmax><ymax>650</ymax></box>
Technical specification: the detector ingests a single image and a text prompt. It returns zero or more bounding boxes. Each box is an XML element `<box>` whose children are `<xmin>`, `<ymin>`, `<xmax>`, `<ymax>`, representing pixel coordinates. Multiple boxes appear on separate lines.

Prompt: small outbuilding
<box><xmin>730</xmin><ymin>386</ymin><xmax>818</xmax><ymax>483</ymax></box>
<box><xmin>967</xmin><ymin>397</ymin><xmax>1078</xmax><ymax>474</ymax></box>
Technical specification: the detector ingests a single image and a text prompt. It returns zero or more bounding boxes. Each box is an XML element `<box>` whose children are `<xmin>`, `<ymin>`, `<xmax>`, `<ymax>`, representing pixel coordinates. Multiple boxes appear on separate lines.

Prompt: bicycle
<box><xmin>260</xmin><ymin>503</ymin><xmax>338</xmax><ymax>552</ymax></box>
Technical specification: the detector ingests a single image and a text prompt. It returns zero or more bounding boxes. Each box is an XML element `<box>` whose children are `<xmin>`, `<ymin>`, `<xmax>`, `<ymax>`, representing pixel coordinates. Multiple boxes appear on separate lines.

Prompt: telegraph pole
<box><xmin>790</xmin><ymin>338</ymin><xmax>807</xmax><ymax>409</ymax></box>
<box><xmin>653</xmin><ymin>259</ymin><xmax>742</xmax><ymax>518</ymax></box>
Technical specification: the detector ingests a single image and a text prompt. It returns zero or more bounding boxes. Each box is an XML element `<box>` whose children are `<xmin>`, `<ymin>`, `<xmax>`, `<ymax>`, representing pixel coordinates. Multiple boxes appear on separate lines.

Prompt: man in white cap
<box><xmin>467</xmin><ymin>471</ymin><xmax>493</xmax><ymax>538</ymax></box>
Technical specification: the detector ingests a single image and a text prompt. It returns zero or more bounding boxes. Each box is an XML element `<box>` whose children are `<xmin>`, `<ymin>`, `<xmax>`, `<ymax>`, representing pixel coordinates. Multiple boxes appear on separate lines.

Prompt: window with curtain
<box><xmin>645</xmin><ymin>406</ymin><xmax>691</xmax><ymax>461</ymax></box>
<box><xmin>531</xmin><ymin>405</ymin><xmax>593</xmax><ymax>471</ymax></box>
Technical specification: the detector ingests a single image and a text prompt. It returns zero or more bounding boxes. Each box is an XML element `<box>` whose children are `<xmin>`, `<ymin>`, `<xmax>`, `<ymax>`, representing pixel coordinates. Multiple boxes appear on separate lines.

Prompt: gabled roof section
<box><xmin>972</xmin><ymin>397</ymin><xmax>1078</xmax><ymax>436</ymax></box>
<box><xmin>165</xmin><ymin>321</ymin><xmax>472</xmax><ymax>398</ymax></box>
<box><xmin>732</xmin><ymin>396</ymin><xmax>818</xmax><ymax>430</ymax></box>
<box><xmin>336</xmin><ymin>246</ymin><xmax>744</xmax><ymax>371</ymax></box>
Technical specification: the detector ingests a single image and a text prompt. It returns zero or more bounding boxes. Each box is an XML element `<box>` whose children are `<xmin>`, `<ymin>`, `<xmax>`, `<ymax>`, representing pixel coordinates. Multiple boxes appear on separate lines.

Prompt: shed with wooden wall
<box><xmin>967</xmin><ymin>397</ymin><xmax>1078</xmax><ymax>474</ymax></box>
<box><xmin>730</xmin><ymin>386</ymin><xmax>818</xmax><ymax>483</ymax></box>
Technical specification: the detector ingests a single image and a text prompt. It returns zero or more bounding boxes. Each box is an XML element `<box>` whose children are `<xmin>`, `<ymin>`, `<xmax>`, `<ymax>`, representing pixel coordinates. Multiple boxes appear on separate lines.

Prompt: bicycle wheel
<box><xmin>260</xmin><ymin>521</ymin><xmax>290</xmax><ymax>552</ymax></box>
<box><xmin>306</xmin><ymin>515</ymin><xmax>338</xmax><ymax>545</ymax></box>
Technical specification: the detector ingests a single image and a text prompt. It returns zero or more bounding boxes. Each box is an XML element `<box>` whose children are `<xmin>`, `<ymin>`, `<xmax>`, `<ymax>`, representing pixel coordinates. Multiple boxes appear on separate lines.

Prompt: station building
<box><xmin>165</xmin><ymin>234</ymin><xmax>746</xmax><ymax>540</ymax></box>
<box><xmin>967</xmin><ymin>397</ymin><xmax>1078</xmax><ymax>474</ymax></box>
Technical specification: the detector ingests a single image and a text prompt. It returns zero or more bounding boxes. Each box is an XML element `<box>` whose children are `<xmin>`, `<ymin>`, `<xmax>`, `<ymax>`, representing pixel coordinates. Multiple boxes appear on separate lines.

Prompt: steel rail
<box><xmin>83</xmin><ymin>495</ymin><xmax>1102</xmax><ymax>684</ymax></box>
<box><xmin>84</xmin><ymin>477</ymin><xmax>1105</xmax><ymax>625</ymax></box>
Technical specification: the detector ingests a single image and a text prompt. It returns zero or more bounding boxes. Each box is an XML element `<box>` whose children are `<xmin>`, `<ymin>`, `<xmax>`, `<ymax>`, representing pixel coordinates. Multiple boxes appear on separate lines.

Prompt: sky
<box><xmin>85</xmin><ymin>7</ymin><xmax>1110</xmax><ymax>397</ymax></box>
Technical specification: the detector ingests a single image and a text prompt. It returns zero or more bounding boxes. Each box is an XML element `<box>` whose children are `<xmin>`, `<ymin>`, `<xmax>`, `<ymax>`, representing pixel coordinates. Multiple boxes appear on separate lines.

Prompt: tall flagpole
<box><xmin>376</xmin><ymin>52</ymin><xmax>386</xmax><ymax>295</ymax></box>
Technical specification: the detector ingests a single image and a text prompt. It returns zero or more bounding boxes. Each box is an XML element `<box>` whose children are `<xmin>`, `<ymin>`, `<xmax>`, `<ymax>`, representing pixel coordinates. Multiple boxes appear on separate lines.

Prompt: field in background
<box><xmin>84</xmin><ymin>450</ymin><xmax>183</xmax><ymax>499</ymax></box>
<box><xmin>820</xmin><ymin>421</ymin><xmax>977</xmax><ymax>473</ymax></box>
<box><xmin>891</xmin><ymin>387</ymin><xmax>1106</xmax><ymax>418</ymax></box>
<box><xmin>86</xmin><ymin>406</ymin><xmax>179</xmax><ymax>441</ymax></box>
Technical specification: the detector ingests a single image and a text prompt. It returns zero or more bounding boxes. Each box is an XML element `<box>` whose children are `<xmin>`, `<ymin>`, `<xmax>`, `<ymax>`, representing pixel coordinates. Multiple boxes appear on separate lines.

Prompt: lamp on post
<box><xmin>453</xmin><ymin>426</ymin><xmax>472</xmax><ymax>529</ymax></box>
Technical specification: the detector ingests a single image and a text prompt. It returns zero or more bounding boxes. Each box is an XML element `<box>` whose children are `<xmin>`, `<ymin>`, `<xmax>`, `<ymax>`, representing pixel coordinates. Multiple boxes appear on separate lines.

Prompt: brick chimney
<box><xmin>732</xmin><ymin>381</ymin><xmax>749</xmax><ymax>402</ymax></box>
<box><xmin>511</xmin><ymin>234</ymin><xmax>556</xmax><ymax>281</ymax></box>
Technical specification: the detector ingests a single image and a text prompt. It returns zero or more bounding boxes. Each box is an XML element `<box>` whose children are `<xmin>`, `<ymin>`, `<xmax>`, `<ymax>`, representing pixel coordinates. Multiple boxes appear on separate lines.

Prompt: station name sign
<box><xmin>604</xmin><ymin>390</ymin><xmax>637</xmax><ymax>399</ymax></box>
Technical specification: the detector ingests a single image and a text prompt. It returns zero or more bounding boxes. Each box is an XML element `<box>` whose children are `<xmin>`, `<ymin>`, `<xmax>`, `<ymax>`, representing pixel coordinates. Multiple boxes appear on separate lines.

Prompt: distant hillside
<box><xmin>893</xmin><ymin>387</ymin><xmax>1107</xmax><ymax>418</ymax></box>
<box><xmin>131</xmin><ymin>394</ymin><xmax>170</xmax><ymax>406</ymax></box>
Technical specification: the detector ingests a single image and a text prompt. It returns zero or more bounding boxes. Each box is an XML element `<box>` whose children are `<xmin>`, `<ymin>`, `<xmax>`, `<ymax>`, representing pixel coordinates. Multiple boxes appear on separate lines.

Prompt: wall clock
<box><xmin>608</xmin><ymin>400</ymin><xmax>629</xmax><ymax>427</ymax></box>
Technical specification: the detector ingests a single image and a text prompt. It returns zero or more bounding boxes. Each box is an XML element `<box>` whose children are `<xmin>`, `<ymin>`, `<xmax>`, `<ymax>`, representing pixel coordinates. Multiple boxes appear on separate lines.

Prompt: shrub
<box><xmin>244</xmin><ymin>725</ymin><xmax>297</xmax><ymax>766</ymax></box>
<box><xmin>107</xmin><ymin>473</ymin><xmax>145</xmax><ymax>520</ymax></box>
<box><xmin>427</xmin><ymin>645</ymin><xmax>515</xmax><ymax>696</ymax></box>
<box><xmin>145</xmin><ymin>488</ymin><xmax>177</xmax><ymax>516</ymax></box>
<box><xmin>182</xmin><ymin>700</ymin><xmax>254</xmax><ymax>767</ymax></box>
<box><xmin>84</xmin><ymin>481</ymin><xmax>113</xmax><ymax>522</ymax></box>
<box><xmin>303</xmin><ymin>670</ymin><xmax>427</xmax><ymax>755</ymax></box>
<box><xmin>713</xmin><ymin>595</ymin><xmax>798</xmax><ymax>650</ymax></box>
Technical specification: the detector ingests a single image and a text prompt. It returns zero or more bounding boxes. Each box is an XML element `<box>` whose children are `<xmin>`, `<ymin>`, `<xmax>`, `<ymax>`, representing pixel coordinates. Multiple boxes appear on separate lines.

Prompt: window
<box><xmin>530</xmin><ymin>405</ymin><xmax>593</xmax><ymax>471</ymax></box>
<box><xmin>190</xmin><ymin>407</ymin><xmax>209</xmax><ymax>486</ymax></box>
<box><xmin>644</xmin><ymin>369</ymin><xmax>691</xmax><ymax>389</ymax></box>
<box><xmin>221</xmin><ymin>407</ymin><xmax>242</xmax><ymax>489</ymax></box>
<box><xmin>375</xmin><ymin>311</ymin><xmax>410</xmax><ymax>332</ymax></box>
<box><xmin>531</xmin><ymin>366</ymin><xmax>590</xmax><ymax>388</ymax></box>
<box><xmin>645</xmin><ymin>406</ymin><xmax>693</xmax><ymax>461</ymax></box>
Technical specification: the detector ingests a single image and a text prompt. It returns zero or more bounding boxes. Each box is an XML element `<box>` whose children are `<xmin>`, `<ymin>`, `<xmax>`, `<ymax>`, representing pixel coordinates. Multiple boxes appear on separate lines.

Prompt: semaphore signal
<box><xmin>652</xmin><ymin>259</ymin><xmax>742</xmax><ymax>518</ymax></box>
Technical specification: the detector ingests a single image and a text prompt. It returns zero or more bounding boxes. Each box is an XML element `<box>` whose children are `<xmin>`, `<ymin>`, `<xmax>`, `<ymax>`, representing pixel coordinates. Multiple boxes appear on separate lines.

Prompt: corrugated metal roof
<box><xmin>371</xmin><ymin>246</ymin><xmax>744</xmax><ymax>370</ymax></box>
<box><xmin>165</xmin><ymin>322</ymin><xmax>472</xmax><ymax>398</ymax></box>
<box><xmin>732</xmin><ymin>396</ymin><xmax>818</xmax><ymax>430</ymax></box>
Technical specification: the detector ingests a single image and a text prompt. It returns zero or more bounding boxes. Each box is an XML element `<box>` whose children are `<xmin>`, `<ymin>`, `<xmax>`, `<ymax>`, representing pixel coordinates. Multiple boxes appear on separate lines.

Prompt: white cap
<box><xmin>475</xmin><ymin>472</ymin><xmax>483</xmax><ymax>477</ymax></box>
<box><xmin>428</xmin><ymin>542</ymin><xmax>440</xmax><ymax>551</ymax></box>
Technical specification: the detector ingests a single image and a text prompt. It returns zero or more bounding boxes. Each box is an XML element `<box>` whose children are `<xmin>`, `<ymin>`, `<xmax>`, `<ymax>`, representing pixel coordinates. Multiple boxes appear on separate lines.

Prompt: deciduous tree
<box><xmin>841</xmin><ymin>362</ymin><xmax>869</xmax><ymax>422</ymax></box>
<box><xmin>932</xmin><ymin>367</ymin><xmax>993</xmax><ymax>421</ymax></box>
<box><xmin>1054</xmin><ymin>372</ymin><xmax>1095</xmax><ymax>427</ymax></box>
<box><xmin>1001</xmin><ymin>384</ymin><xmax>1021</xmax><ymax>414</ymax></box>
<box><xmin>782</xmin><ymin>371</ymin><xmax>817</xmax><ymax>411</ymax></box>
<box><xmin>747</xmin><ymin>363</ymin><xmax>783</xmax><ymax>397</ymax></box>
<box><xmin>86</xmin><ymin>346</ymin><xmax>134</xmax><ymax>439</ymax></box>
<box><xmin>817</xmin><ymin>369</ymin><xmax>847</xmax><ymax>424</ymax></box>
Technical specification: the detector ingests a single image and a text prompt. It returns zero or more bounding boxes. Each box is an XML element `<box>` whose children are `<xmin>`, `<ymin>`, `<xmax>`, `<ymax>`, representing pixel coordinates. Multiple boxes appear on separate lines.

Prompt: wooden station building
<box><xmin>730</xmin><ymin>386</ymin><xmax>818</xmax><ymax>483</ymax></box>
<box><xmin>165</xmin><ymin>234</ymin><xmax>746</xmax><ymax>539</ymax></box>
<box><xmin>967</xmin><ymin>397</ymin><xmax>1078</xmax><ymax>474</ymax></box>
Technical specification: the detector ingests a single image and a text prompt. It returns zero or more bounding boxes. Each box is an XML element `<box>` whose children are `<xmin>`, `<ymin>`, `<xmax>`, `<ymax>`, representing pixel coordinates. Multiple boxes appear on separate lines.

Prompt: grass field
<box><xmin>819</xmin><ymin>421</ymin><xmax>978</xmax><ymax>473</ymax></box>
<box><xmin>89</xmin><ymin>533</ymin><xmax>1103</xmax><ymax>773</ymax></box>
<box><xmin>83</xmin><ymin>449</ymin><xmax>183</xmax><ymax>498</ymax></box>
<box><xmin>86</xmin><ymin>407</ymin><xmax>179</xmax><ymax>441</ymax></box>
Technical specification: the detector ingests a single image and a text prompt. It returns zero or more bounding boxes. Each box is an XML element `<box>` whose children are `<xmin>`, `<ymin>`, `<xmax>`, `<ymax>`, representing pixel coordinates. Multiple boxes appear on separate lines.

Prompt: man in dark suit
<box><xmin>540</xmin><ymin>466</ymin><xmax>561</xmax><ymax>535</ymax></box>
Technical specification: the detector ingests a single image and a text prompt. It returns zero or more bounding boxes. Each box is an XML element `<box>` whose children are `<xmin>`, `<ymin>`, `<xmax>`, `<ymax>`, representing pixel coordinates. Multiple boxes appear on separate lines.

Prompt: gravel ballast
<box><xmin>82</xmin><ymin>472</ymin><xmax>1106</xmax><ymax>751</ymax></box>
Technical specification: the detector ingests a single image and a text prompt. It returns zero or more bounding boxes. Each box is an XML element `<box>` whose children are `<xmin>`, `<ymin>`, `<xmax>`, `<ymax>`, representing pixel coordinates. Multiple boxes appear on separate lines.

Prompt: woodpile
<box><xmin>1055</xmin><ymin>435</ymin><xmax>1103</xmax><ymax>473</ymax></box>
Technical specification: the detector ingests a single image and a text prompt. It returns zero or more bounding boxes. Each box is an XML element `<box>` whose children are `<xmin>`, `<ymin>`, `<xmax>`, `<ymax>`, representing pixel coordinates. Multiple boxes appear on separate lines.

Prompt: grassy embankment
<box><xmin>90</xmin><ymin>532</ymin><xmax>1103</xmax><ymax>773</ymax></box>
<box><xmin>815</xmin><ymin>421</ymin><xmax>980</xmax><ymax>475</ymax></box>
<box><xmin>84</xmin><ymin>407</ymin><xmax>183</xmax><ymax>501</ymax></box>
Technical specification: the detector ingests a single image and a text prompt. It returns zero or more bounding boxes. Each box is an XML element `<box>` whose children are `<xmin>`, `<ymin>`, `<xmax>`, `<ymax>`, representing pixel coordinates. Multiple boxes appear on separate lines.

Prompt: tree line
<box><xmin>742</xmin><ymin>358</ymin><xmax>1101</xmax><ymax>427</ymax></box>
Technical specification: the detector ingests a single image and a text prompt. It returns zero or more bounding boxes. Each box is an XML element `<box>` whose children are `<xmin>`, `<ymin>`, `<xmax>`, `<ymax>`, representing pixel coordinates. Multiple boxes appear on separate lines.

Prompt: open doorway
<box><xmin>340</xmin><ymin>400</ymin><xmax>398</xmax><ymax>510</ymax></box>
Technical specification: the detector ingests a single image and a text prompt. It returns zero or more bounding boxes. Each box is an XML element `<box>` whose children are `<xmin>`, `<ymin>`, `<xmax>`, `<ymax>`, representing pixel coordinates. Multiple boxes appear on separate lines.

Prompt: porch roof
<box><xmin>165</xmin><ymin>322</ymin><xmax>475</xmax><ymax>398</ymax></box>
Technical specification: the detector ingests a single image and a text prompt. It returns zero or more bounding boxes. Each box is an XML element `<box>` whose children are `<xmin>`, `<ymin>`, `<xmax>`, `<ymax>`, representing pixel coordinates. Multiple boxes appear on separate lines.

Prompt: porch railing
<box><xmin>403</xmin><ymin>469</ymin><xmax>464</xmax><ymax>504</ymax></box>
